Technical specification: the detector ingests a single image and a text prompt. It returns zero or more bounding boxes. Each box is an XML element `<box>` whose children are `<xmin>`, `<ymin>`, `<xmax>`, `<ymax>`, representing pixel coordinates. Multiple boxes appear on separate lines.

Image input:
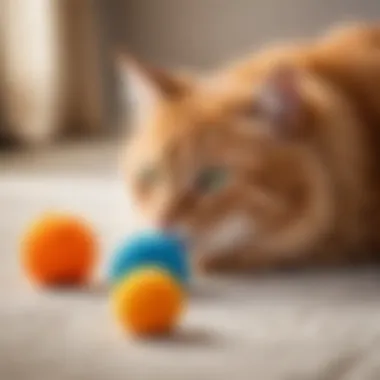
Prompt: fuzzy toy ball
<box><xmin>108</xmin><ymin>231</ymin><xmax>189</xmax><ymax>336</ymax></box>
<box><xmin>107</xmin><ymin>231</ymin><xmax>189</xmax><ymax>287</ymax></box>
<box><xmin>21</xmin><ymin>213</ymin><xmax>97</xmax><ymax>287</ymax></box>
<box><xmin>111</xmin><ymin>267</ymin><xmax>185</xmax><ymax>336</ymax></box>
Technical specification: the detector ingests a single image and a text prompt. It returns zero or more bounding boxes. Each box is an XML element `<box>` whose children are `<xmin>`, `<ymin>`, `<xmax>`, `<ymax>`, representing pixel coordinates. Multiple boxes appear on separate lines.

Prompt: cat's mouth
<box><xmin>145</xmin><ymin>212</ymin><xmax>255</xmax><ymax>258</ymax></box>
<box><xmin>174</xmin><ymin>213</ymin><xmax>255</xmax><ymax>258</ymax></box>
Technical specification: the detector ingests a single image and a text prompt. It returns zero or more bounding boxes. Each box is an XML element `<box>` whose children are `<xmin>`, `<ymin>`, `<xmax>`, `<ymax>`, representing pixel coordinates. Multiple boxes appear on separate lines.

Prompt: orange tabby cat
<box><xmin>119</xmin><ymin>24</ymin><xmax>380</xmax><ymax>274</ymax></box>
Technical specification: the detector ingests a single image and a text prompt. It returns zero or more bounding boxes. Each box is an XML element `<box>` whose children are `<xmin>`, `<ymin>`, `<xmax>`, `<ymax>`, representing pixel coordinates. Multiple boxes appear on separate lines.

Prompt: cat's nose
<box><xmin>156</xmin><ymin>219</ymin><xmax>177</xmax><ymax>237</ymax></box>
<box><xmin>159</xmin><ymin>194</ymin><xmax>194</xmax><ymax>230</ymax></box>
<box><xmin>158</xmin><ymin>219</ymin><xmax>191</xmax><ymax>242</ymax></box>
<box><xmin>157</xmin><ymin>215</ymin><xmax>174</xmax><ymax>231</ymax></box>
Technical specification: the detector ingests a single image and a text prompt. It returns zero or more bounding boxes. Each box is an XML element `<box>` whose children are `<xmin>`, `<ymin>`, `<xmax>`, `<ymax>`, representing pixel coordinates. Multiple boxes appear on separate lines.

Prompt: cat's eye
<box><xmin>195</xmin><ymin>167</ymin><xmax>229</xmax><ymax>193</ymax></box>
<box><xmin>138</xmin><ymin>165</ymin><xmax>160</xmax><ymax>187</ymax></box>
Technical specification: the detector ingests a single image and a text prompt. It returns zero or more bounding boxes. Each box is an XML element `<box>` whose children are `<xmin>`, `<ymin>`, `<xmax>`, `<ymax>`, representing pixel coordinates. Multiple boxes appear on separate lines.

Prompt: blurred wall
<box><xmin>97</xmin><ymin>0</ymin><xmax>379</xmax><ymax>133</ymax></box>
<box><xmin>0</xmin><ymin>0</ymin><xmax>106</xmax><ymax>145</ymax></box>
<box><xmin>112</xmin><ymin>0</ymin><xmax>380</xmax><ymax>68</ymax></box>
<box><xmin>1</xmin><ymin>0</ymin><xmax>379</xmax><ymax>145</ymax></box>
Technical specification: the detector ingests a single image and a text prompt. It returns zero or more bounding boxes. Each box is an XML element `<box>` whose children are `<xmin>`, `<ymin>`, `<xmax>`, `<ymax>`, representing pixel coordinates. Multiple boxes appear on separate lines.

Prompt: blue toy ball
<box><xmin>108</xmin><ymin>231</ymin><xmax>190</xmax><ymax>286</ymax></box>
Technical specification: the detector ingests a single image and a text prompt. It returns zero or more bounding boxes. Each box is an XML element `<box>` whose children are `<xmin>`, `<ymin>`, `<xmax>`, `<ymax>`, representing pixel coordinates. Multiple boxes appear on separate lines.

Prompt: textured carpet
<box><xmin>1</xmin><ymin>142</ymin><xmax>380</xmax><ymax>380</ymax></box>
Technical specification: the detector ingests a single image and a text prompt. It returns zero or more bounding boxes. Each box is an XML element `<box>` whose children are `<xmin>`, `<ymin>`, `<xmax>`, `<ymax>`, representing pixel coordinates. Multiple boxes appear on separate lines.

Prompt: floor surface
<box><xmin>1</xmin><ymin>141</ymin><xmax>380</xmax><ymax>380</ymax></box>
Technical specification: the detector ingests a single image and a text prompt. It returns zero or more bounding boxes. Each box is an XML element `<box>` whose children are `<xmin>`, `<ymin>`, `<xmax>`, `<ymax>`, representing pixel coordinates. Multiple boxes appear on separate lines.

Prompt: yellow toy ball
<box><xmin>111</xmin><ymin>268</ymin><xmax>185</xmax><ymax>336</ymax></box>
<box><xmin>20</xmin><ymin>213</ymin><xmax>98</xmax><ymax>287</ymax></box>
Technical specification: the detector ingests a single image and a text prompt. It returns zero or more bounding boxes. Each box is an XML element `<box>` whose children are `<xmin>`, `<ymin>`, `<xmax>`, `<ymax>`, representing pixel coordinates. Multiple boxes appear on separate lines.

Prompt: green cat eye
<box><xmin>196</xmin><ymin>167</ymin><xmax>229</xmax><ymax>193</ymax></box>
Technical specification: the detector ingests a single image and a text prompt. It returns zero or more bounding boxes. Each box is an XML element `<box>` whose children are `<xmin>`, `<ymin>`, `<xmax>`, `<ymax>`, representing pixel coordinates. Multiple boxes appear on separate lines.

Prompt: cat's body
<box><xmin>121</xmin><ymin>24</ymin><xmax>380</xmax><ymax>274</ymax></box>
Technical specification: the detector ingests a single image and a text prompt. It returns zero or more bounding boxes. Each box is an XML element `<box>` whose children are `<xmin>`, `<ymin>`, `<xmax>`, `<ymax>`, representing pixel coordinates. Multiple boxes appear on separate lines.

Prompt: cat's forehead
<box><xmin>130</xmin><ymin>106</ymin><xmax>223</xmax><ymax>169</ymax></box>
<box><xmin>143</xmin><ymin>98</ymin><xmax>220</xmax><ymax>143</ymax></box>
<box><xmin>130</xmin><ymin>83</ymin><xmax>266</xmax><ymax>163</ymax></box>
<box><xmin>151</xmin><ymin>83</ymin><xmax>250</xmax><ymax>132</ymax></box>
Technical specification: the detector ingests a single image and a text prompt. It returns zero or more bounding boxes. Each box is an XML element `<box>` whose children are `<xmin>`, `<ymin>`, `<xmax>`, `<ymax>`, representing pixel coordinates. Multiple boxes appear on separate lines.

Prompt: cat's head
<box><xmin>118</xmin><ymin>55</ymin><xmax>334</xmax><ymax>267</ymax></box>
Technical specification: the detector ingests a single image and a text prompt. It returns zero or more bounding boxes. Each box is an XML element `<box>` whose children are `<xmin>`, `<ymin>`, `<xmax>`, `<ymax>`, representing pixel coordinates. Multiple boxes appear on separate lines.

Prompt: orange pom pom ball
<box><xmin>21</xmin><ymin>213</ymin><xmax>97</xmax><ymax>287</ymax></box>
<box><xmin>111</xmin><ymin>268</ymin><xmax>185</xmax><ymax>336</ymax></box>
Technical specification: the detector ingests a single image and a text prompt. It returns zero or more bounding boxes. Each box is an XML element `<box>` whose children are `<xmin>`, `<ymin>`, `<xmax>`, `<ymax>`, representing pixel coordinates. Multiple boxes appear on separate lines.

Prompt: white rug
<box><xmin>1</xmin><ymin>142</ymin><xmax>380</xmax><ymax>380</ymax></box>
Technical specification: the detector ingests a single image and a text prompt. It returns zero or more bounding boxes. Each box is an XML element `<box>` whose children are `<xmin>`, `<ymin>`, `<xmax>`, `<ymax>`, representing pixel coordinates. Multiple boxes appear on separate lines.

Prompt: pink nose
<box><xmin>157</xmin><ymin>217</ymin><xmax>175</xmax><ymax>232</ymax></box>
<box><xmin>157</xmin><ymin>219</ymin><xmax>190</xmax><ymax>241</ymax></box>
<box><xmin>157</xmin><ymin>207</ymin><xmax>179</xmax><ymax>231</ymax></box>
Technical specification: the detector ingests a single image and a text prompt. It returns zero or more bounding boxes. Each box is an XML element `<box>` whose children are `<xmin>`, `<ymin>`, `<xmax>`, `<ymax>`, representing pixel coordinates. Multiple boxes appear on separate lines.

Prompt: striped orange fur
<box><xmin>119</xmin><ymin>24</ymin><xmax>380</xmax><ymax>274</ymax></box>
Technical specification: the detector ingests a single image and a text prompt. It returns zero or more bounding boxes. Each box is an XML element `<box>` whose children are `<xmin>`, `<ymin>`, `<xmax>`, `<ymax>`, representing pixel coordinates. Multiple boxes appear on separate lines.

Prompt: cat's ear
<box><xmin>115</xmin><ymin>53</ymin><xmax>189</xmax><ymax>125</ymax></box>
<box><xmin>255</xmin><ymin>65</ymin><xmax>304</xmax><ymax>138</ymax></box>
<box><xmin>116</xmin><ymin>54</ymin><xmax>161</xmax><ymax>114</ymax></box>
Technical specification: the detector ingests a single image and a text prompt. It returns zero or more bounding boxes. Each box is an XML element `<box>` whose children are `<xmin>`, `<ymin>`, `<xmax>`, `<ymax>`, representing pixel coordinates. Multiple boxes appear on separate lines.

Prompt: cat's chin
<box><xmin>192</xmin><ymin>212</ymin><xmax>255</xmax><ymax>254</ymax></box>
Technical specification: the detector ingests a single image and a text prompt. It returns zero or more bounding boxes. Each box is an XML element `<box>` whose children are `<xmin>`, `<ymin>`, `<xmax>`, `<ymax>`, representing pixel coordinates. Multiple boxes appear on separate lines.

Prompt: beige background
<box><xmin>98</xmin><ymin>0</ymin><xmax>380</xmax><ymax>128</ymax></box>
<box><xmin>1</xmin><ymin>0</ymin><xmax>379</xmax><ymax>142</ymax></box>
<box><xmin>109</xmin><ymin>0</ymin><xmax>380</xmax><ymax>67</ymax></box>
